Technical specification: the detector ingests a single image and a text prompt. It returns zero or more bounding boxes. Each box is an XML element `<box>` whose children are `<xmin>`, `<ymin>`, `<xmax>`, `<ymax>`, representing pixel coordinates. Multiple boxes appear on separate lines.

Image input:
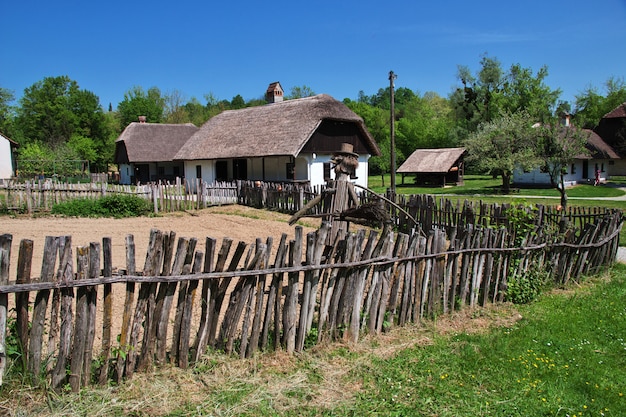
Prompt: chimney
<box><xmin>138</xmin><ymin>115</ymin><xmax>147</xmax><ymax>123</ymax></box>
<box><xmin>559</xmin><ymin>111</ymin><xmax>571</xmax><ymax>127</ymax></box>
<box><xmin>265</xmin><ymin>82</ymin><xmax>284</xmax><ymax>103</ymax></box>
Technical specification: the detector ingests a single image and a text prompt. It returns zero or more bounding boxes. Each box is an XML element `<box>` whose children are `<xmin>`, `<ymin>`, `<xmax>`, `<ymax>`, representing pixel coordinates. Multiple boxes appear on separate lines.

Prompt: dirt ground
<box><xmin>2</xmin><ymin>205</ymin><xmax>317</xmax><ymax>279</ymax></box>
<box><xmin>1</xmin><ymin>205</ymin><xmax>318</xmax><ymax>348</ymax></box>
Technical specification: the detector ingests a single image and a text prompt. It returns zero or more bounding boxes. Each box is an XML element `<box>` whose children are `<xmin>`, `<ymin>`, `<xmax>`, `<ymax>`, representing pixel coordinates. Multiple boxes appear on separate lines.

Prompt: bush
<box><xmin>506</xmin><ymin>267</ymin><xmax>550</xmax><ymax>304</ymax></box>
<box><xmin>51</xmin><ymin>195</ymin><xmax>152</xmax><ymax>218</ymax></box>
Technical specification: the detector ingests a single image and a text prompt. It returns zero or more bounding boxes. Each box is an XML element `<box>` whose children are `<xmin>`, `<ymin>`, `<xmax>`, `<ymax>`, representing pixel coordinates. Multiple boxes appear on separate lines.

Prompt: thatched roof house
<box><xmin>397</xmin><ymin>147</ymin><xmax>466</xmax><ymax>186</ymax></box>
<box><xmin>114</xmin><ymin>121</ymin><xmax>199</xmax><ymax>184</ymax></box>
<box><xmin>174</xmin><ymin>93</ymin><xmax>380</xmax><ymax>189</ymax></box>
<box><xmin>174</xmin><ymin>94</ymin><xmax>378</xmax><ymax>160</ymax></box>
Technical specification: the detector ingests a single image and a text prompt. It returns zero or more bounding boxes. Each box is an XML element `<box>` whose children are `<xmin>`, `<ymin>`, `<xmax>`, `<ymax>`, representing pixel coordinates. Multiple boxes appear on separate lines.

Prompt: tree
<box><xmin>0</xmin><ymin>87</ymin><xmax>15</xmax><ymax>137</ymax></box>
<box><xmin>463</xmin><ymin>111</ymin><xmax>540</xmax><ymax>192</ymax></box>
<box><xmin>450</xmin><ymin>56</ymin><xmax>561</xmax><ymax>141</ymax></box>
<box><xmin>13</xmin><ymin>76</ymin><xmax>111</xmax><ymax>172</ymax></box>
<box><xmin>535</xmin><ymin>122</ymin><xmax>589</xmax><ymax>208</ymax></box>
<box><xmin>230</xmin><ymin>94</ymin><xmax>245</xmax><ymax>109</ymax></box>
<box><xmin>15</xmin><ymin>76</ymin><xmax>81</xmax><ymax>147</ymax></box>
<box><xmin>573</xmin><ymin>76</ymin><xmax>626</xmax><ymax>129</ymax></box>
<box><xmin>117</xmin><ymin>86</ymin><xmax>165</xmax><ymax>127</ymax></box>
<box><xmin>287</xmin><ymin>85</ymin><xmax>315</xmax><ymax>99</ymax></box>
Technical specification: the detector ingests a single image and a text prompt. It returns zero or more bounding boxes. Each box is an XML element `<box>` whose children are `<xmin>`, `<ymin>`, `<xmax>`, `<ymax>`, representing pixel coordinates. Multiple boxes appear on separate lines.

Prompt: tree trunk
<box><xmin>559</xmin><ymin>172</ymin><xmax>568</xmax><ymax>209</ymax></box>
<box><xmin>501</xmin><ymin>172</ymin><xmax>511</xmax><ymax>193</ymax></box>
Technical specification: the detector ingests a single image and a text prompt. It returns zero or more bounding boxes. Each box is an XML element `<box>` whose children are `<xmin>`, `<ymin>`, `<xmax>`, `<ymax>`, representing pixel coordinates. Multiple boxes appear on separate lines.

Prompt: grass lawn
<box><xmin>10</xmin><ymin>265</ymin><xmax>624</xmax><ymax>416</ymax></box>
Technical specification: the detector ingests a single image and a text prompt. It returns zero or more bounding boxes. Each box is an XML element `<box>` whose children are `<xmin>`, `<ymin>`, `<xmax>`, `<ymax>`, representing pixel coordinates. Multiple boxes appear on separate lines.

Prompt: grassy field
<box><xmin>5</xmin><ymin>265</ymin><xmax>624</xmax><ymax>416</ymax></box>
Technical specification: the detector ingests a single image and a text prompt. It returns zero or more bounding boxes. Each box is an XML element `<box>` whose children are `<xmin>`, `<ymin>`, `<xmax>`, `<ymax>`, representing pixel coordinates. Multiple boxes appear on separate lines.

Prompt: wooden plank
<box><xmin>178</xmin><ymin>250</ymin><xmax>203</xmax><ymax>368</ymax></box>
<box><xmin>98</xmin><ymin>237</ymin><xmax>113</xmax><ymax>384</ymax></box>
<box><xmin>52</xmin><ymin>236</ymin><xmax>74</xmax><ymax>390</ymax></box>
<box><xmin>69</xmin><ymin>246</ymin><xmax>90</xmax><ymax>392</ymax></box>
<box><xmin>170</xmin><ymin>237</ymin><xmax>197</xmax><ymax>363</ymax></box>
<box><xmin>283</xmin><ymin>227</ymin><xmax>302</xmax><ymax>354</ymax></box>
<box><xmin>15</xmin><ymin>239</ymin><xmax>33</xmax><ymax>373</ymax></box>
<box><xmin>154</xmin><ymin>236</ymin><xmax>189</xmax><ymax>364</ymax></box>
<box><xmin>126</xmin><ymin>229</ymin><xmax>163</xmax><ymax>378</ymax></box>
<box><xmin>0</xmin><ymin>234</ymin><xmax>11</xmax><ymax>386</ymax></box>
<box><xmin>191</xmin><ymin>236</ymin><xmax>216</xmax><ymax>362</ymax></box>
<box><xmin>28</xmin><ymin>236</ymin><xmax>58</xmax><ymax>379</ymax></box>
<box><xmin>261</xmin><ymin>233</ymin><xmax>287</xmax><ymax>351</ymax></box>
<box><xmin>247</xmin><ymin>237</ymin><xmax>273</xmax><ymax>357</ymax></box>
<box><xmin>115</xmin><ymin>234</ymin><xmax>136</xmax><ymax>382</ymax></box>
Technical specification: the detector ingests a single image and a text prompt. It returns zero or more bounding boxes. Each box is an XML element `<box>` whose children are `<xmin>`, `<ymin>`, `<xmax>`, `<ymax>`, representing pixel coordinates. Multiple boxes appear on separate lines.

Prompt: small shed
<box><xmin>397</xmin><ymin>147</ymin><xmax>466</xmax><ymax>187</ymax></box>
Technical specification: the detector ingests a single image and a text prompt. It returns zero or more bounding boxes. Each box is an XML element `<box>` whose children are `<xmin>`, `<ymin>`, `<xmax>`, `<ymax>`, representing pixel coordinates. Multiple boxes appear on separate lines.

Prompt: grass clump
<box><xmin>51</xmin><ymin>194</ymin><xmax>153</xmax><ymax>218</ymax></box>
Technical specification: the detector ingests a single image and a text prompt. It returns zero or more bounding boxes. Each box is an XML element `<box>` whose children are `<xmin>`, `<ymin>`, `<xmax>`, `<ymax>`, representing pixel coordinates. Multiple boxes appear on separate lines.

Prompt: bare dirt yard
<box><xmin>1</xmin><ymin>205</ymin><xmax>318</xmax><ymax>348</ymax></box>
<box><xmin>2</xmin><ymin>205</ymin><xmax>317</xmax><ymax>279</ymax></box>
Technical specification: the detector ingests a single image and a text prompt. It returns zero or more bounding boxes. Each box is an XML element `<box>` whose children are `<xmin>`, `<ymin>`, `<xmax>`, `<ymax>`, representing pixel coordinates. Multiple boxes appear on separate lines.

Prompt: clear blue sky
<box><xmin>3</xmin><ymin>0</ymin><xmax>626</xmax><ymax>111</ymax></box>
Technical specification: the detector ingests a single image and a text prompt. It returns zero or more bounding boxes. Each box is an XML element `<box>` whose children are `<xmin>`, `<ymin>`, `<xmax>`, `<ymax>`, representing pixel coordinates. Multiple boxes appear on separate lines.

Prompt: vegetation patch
<box><xmin>50</xmin><ymin>194</ymin><xmax>153</xmax><ymax>218</ymax></box>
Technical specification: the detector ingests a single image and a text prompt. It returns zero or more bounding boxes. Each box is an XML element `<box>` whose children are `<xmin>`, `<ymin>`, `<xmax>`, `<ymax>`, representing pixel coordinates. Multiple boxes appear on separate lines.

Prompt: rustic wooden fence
<box><xmin>0</xmin><ymin>206</ymin><xmax>621</xmax><ymax>391</ymax></box>
<box><xmin>0</xmin><ymin>178</ymin><xmax>240</xmax><ymax>213</ymax></box>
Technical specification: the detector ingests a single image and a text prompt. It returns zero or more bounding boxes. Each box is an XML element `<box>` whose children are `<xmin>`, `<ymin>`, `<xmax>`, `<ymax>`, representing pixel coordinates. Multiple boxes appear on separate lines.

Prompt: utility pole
<box><xmin>389</xmin><ymin>70</ymin><xmax>397</xmax><ymax>195</ymax></box>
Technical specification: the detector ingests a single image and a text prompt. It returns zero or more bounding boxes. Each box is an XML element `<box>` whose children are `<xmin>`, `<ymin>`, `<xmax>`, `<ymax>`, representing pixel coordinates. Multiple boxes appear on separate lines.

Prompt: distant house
<box><xmin>114</xmin><ymin>119</ymin><xmax>199</xmax><ymax>184</ymax></box>
<box><xmin>513</xmin><ymin>113</ymin><xmax>620</xmax><ymax>187</ymax></box>
<box><xmin>173</xmin><ymin>87</ymin><xmax>380</xmax><ymax>189</ymax></box>
<box><xmin>594</xmin><ymin>102</ymin><xmax>626</xmax><ymax>175</ymax></box>
<box><xmin>0</xmin><ymin>132</ymin><xmax>19</xmax><ymax>180</ymax></box>
<box><xmin>396</xmin><ymin>147</ymin><xmax>466</xmax><ymax>186</ymax></box>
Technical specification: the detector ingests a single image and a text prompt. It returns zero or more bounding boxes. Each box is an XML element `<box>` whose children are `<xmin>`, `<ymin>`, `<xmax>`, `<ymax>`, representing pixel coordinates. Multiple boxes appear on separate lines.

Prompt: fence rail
<box><xmin>0</xmin><ymin>205</ymin><xmax>621</xmax><ymax>391</ymax></box>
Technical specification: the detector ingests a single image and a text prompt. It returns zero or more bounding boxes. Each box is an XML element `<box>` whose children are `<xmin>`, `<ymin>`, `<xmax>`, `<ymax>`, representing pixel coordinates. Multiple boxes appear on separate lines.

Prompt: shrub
<box><xmin>51</xmin><ymin>195</ymin><xmax>152</xmax><ymax>218</ymax></box>
<box><xmin>506</xmin><ymin>267</ymin><xmax>550</xmax><ymax>304</ymax></box>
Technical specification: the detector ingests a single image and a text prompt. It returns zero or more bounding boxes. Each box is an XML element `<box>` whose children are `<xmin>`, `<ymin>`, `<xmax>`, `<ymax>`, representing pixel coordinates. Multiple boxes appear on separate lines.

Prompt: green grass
<box><xmin>8</xmin><ymin>265</ymin><xmax>623</xmax><ymax>416</ymax></box>
<box><xmin>368</xmin><ymin>174</ymin><xmax>626</xmax><ymax>199</ymax></box>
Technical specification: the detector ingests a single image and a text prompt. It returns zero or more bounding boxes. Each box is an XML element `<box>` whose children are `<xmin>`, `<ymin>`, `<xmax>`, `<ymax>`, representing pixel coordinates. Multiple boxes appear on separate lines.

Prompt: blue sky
<box><xmin>3</xmin><ymin>0</ymin><xmax>626</xmax><ymax>111</ymax></box>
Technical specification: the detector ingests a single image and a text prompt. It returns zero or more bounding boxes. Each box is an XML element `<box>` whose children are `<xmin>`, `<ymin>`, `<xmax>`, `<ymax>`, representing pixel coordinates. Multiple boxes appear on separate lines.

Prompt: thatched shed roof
<box><xmin>582</xmin><ymin>129</ymin><xmax>620</xmax><ymax>159</ymax></box>
<box><xmin>115</xmin><ymin>122</ymin><xmax>199</xmax><ymax>163</ymax></box>
<box><xmin>174</xmin><ymin>94</ymin><xmax>379</xmax><ymax>160</ymax></box>
<box><xmin>397</xmin><ymin>147</ymin><xmax>466</xmax><ymax>174</ymax></box>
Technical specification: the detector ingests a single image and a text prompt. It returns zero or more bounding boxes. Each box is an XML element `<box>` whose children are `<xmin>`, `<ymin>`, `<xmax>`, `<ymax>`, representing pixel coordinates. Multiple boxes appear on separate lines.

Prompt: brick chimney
<box><xmin>559</xmin><ymin>111</ymin><xmax>571</xmax><ymax>127</ymax></box>
<box><xmin>138</xmin><ymin>115</ymin><xmax>147</xmax><ymax>123</ymax></box>
<box><xmin>265</xmin><ymin>82</ymin><xmax>284</xmax><ymax>103</ymax></box>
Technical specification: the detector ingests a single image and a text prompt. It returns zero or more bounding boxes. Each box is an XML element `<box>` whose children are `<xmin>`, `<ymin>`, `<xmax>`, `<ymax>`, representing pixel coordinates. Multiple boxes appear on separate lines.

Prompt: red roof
<box><xmin>603</xmin><ymin>102</ymin><xmax>626</xmax><ymax>119</ymax></box>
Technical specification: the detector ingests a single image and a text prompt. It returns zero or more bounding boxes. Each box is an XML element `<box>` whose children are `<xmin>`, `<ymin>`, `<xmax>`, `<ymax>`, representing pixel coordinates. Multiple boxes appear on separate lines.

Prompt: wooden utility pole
<box><xmin>389</xmin><ymin>71</ymin><xmax>397</xmax><ymax>195</ymax></box>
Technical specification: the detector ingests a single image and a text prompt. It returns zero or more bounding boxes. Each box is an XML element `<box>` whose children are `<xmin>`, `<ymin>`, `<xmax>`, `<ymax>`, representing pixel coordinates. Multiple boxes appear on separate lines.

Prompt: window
<box><xmin>323</xmin><ymin>162</ymin><xmax>331</xmax><ymax>181</ymax></box>
<box><xmin>196</xmin><ymin>165</ymin><xmax>202</xmax><ymax>178</ymax></box>
<box><xmin>216</xmin><ymin>161</ymin><xmax>228</xmax><ymax>181</ymax></box>
<box><xmin>286</xmin><ymin>162</ymin><xmax>295</xmax><ymax>180</ymax></box>
<box><xmin>570</xmin><ymin>164</ymin><xmax>576</xmax><ymax>174</ymax></box>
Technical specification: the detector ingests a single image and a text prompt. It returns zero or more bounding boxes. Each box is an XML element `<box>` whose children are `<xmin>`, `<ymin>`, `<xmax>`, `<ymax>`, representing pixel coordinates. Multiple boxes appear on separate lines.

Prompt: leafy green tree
<box><xmin>230</xmin><ymin>94</ymin><xmax>246</xmax><ymax>109</ymax></box>
<box><xmin>573</xmin><ymin>76</ymin><xmax>626</xmax><ymax>129</ymax></box>
<box><xmin>117</xmin><ymin>86</ymin><xmax>164</xmax><ymax>127</ymax></box>
<box><xmin>13</xmin><ymin>76</ymin><xmax>111</xmax><ymax>173</ymax></box>
<box><xmin>15</xmin><ymin>76</ymin><xmax>81</xmax><ymax>147</ymax></box>
<box><xmin>535</xmin><ymin>121</ymin><xmax>589</xmax><ymax>208</ymax></box>
<box><xmin>450</xmin><ymin>56</ymin><xmax>561</xmax><ymax>142</ymax></box>
<box><xmin>501</xmin><ymin>64</ymin><xmax>561</xmax><ymax>122</ymax></box>
<box><xmin>0</xmin><ymin>87</ymin><xmax>16</xmax><ymax>137</ymax></box>
<box><xmin>287</xmin><ymin>85</ymin><xmax>315</xmax><ymax>99</ymax></box>
<box><xmin>463</xmin><ymin>111</ymin><xmax>540</xmax><ymax>192</ymax></box>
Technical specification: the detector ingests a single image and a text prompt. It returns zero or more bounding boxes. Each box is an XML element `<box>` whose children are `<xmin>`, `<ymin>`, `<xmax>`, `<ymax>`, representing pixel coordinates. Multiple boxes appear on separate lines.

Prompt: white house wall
<box><xmin>184</xmin><ymin>160</ymin><xmax>216</xmax><ymax>184</ymax></box>
<box><xmin>0</xmin><ymin>135</ymin><xmax>14</xmax><ymax>179</ymax></box>
<box><xmin>514</xmin><ymin>159</ymin><xmax>613</xmax><ymax>187</ymax></box>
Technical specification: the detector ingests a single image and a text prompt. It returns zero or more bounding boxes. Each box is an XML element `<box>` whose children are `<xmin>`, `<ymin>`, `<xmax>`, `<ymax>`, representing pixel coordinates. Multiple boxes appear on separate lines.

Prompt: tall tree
<box><xmin>0</xmin><ymin>87</ymin><xmax>15</xmax><ymax>137</ymax></box>
<box><xmin>287</xmin><ymin>85</ymin><xmax>316</xmax><ymax>99</ymax></box>
<box><xmin>535</xmin><ymin>121</ymin><xmax>589</xmax><ymax>208</ymax></box>
<box><xmin>16</xmin><ymin>76</ymin><xmax>81</xmax><ymax>147</ymax></box>
<box><xmin>573</xmin><ymin>76</ymin><xmax>626</xmax><ymax>129</ymax></box>
<box><xmin>117</xmin><ymin>86</ymin><xmax>165</xmax><ymax>127</ymax></box>
<box><xmin>463</xmin><ymin>111</ymin><xmax>540</xmax><ymax>192</ymax></box>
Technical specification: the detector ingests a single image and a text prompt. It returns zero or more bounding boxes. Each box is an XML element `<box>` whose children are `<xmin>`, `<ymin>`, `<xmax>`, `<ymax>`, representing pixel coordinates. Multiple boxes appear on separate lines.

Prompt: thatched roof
<box><xmin>174</xmin><ymin>94</ymin><xmax>380</xmax><ymax>160</ymax></box>
<box><xmin>115</xmin><ymin>122</ymin><xmax>199</xmax><ymax>163</ymax></box>
<box><xmin>397</xmin><ymin>147</ymin><xmax>466</xmax><ymax>174</ymax></box>
<box><xmin>582</xmin><ymin>129</ymin><xmax>620</xmax><ymax>159</ymax></box>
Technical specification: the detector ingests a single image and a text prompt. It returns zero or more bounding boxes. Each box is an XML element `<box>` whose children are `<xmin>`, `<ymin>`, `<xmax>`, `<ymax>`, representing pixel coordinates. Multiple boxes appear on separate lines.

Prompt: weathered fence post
<box><xmin>0</xmin><ymin>234</ymin><xmax>11</xmax><ymax>386</ymax></box>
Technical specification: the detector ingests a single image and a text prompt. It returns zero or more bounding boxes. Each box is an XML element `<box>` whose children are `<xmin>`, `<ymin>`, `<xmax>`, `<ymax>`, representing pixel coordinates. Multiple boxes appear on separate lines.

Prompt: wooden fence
<box><xmin>0</xmin><ymin>206</ymin><xmax>621</xmax><ymax>391</ymax></box>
